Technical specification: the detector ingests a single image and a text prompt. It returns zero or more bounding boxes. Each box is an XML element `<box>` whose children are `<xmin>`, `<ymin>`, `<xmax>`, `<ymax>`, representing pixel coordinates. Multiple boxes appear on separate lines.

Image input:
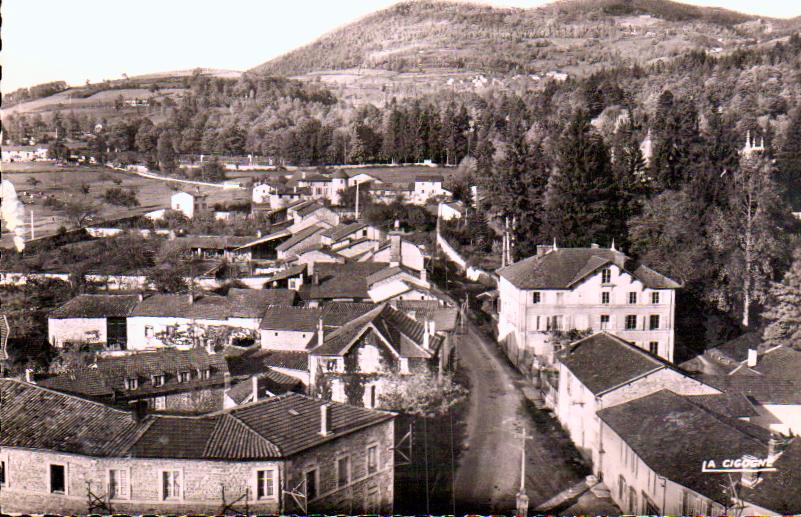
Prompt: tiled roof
<box><xmin>311</xmin><ymin>303</ymin><xmax>440</xmax><ymax>359</ymax></box>
<box><xmin>230</xmin><ymin>393</ymin><xmax>394</xmax><ymax>457</ymax></box>
<box><xmin>299</xmin><ymin>262</ymin><xmax>386</xmax><ymax>300</ymax></box>
<box><xmin>295</xmin><ymin>201</ymin><xmax>328</xmax><ymax>218</ymax></box>
<box><xmin>0</xmin><ymin>379</ymin><xmax>141</xmax><ymax>456</ymax></box>
<box><xmin>415</xmin><ymin>175</ymin><xmax>444</xmax><ymax>182</ymax></box>
<box><xmin>276</xmin><ymin>225</ymin><xmax>326</xmax><ymax>252</ymax></box>
<box><xmin>259</xmin><ymin>302</ymin><xmax>375</xmax><ymax>332</ymax></box>
<box><xmin>685</xmin><ymin>392</ymin><xmax>758</xmax><ymax>418</ymax></box>
<box><xmin>131</xmin><ymin>293</ymin><xmax>230</xmax><ymax>319</ymax></box>
<box><xmin>234</xmin><ymin>229</ymin><xmax>292</xmax><ymax>250</ymax></box>
<box><xmin>38</xmin><ymin>348</ymin><xmax>229</xmax><ymax>400</ymax></box>
<box><xmin>597</xmin><ymin>389</ymin><xmax>772</xmax><ymax>505</ymax></box>
<box><xmin>322</xmin><ymin>222</ymin><xmax>369</xmax><ymax>242</ymax></box>
<box><xmin>227</xmin><ymin>288</ymin><xmax>296</xmax><ymax>318</ymax></box>
<box><xmin>558</xmin><ymin>332</ymin><xmax>671</xmax><ymax>395</ymax></box>
<box><xmin>226</xmin><ymin>370</ymin><xmax>303</xmax><ymax>404</ymax></box>
<box><xmin>366</xmin><ymin>265</ymin><xmax>418</xmax><ymax>287</ymax></box>
<box><xmin>228</xmin><ymin>349</ymin><xmax>310</xmax><ymax>374</ymax></box>
<box><xmin>268</xmin><ymin>264</ymin><xmax>307</xmax><ymax>282</ymax></box>
<box><xmin>49</xmin><ymin>294</ymin><xmax>141</xmax><ymax>319</ymax></box>
<box><xmin>1</xmin><ymin>380</ymin><xmax>393</xmax><ymax>460</ymax></box>
<box><xmin>497</xmin><ymin>248</ymin><xmax>680</xmax><ymax>290</ymax></box>
<box><xmin>708</xmin><ymin>331</ymin><xmax>762</xmax><ymax>364</ymax></box>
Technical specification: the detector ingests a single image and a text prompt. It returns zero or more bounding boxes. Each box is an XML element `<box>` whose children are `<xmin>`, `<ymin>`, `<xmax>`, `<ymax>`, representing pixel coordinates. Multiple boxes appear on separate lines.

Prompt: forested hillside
<box><xmin>254</xmin><ymin>0</ymin><xmax>796</xmax><ymax>78</ymax></box>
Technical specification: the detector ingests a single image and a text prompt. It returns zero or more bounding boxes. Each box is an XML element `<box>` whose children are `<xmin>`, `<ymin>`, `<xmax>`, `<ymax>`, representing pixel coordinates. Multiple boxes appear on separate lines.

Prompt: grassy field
<box><xmin>1</xmin><ymin>163</ymin><xmax>249</xmax><ymax>248</ymax></box>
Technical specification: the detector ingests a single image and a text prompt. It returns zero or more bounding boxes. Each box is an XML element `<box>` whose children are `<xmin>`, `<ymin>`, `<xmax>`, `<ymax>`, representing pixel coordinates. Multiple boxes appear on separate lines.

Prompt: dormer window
<box><xmin>601</xmin><ymin>268</ymin><xmax>611</xmax><ymax>284</ymax></box>
<box><xmin>178</xmin><ymin>371</ymin><xmax>190</xmax><ymax>383</ymax></box>
<box><xmin>125</xmin><ymin>377</ymin><xmax>138</xmax><ymax>391</ymax></box>
<box><xmin>152</xmin><ymin>374</ymin><xmax>165</xmax><ymax>387</ymax></box>
<box><xmin>204</xmin><ymin>368</ymin><xmax>212</xmax><ymax>379</ymax></box>
<box><xmin>324</xmin><ymin>359</ymin><xmax>338</xmax><ymax>372</ymax></box>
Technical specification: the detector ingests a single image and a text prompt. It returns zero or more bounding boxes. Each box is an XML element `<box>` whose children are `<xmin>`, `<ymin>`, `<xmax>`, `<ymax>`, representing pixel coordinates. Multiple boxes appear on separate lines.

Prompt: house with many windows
<box><xmin>0</xmin><ymin>379</ymin><xmax>395</xmax><ymax>514</ymax></box>
<box><xmin>496</xmin><ymin>244</ymin><xmax>680</xmax><ymax>369</ymax></box>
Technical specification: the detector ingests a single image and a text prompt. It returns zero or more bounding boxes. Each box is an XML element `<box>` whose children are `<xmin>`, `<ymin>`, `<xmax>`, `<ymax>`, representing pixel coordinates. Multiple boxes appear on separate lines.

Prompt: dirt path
<box><xmin>453</xmin><ymin>320</ymin><xmax>587</xmax><ymax>514</ymax></box>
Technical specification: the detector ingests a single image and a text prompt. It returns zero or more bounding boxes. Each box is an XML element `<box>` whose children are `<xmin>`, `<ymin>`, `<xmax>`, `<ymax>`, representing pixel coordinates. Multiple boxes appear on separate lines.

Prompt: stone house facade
<box><xmin>0</xmin><ymin>380</ymin><xmax>395</xmax><ymax>515</ymax></box>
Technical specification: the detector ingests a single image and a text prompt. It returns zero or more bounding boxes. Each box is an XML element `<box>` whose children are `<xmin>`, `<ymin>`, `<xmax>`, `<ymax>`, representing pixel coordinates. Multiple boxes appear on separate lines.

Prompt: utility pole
<box><xmin>355</xmin><ymin>181</ymin><xmax>360</xmax><ymax>220</ymax></box>
<box><xmin>514</xmin><ymin>428</ymin><xmax>533</xmax><ymax>516</ymax></box>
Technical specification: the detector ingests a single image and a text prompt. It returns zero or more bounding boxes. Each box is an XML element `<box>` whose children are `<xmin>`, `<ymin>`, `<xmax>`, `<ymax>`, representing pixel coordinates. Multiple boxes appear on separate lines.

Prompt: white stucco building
<box><xmin>171</xmin><ymin>191</ymin><xmax>208</xmax><ymax>219</ymax></box>
<box><xmin>497</xmin><ymin>245</ymin><xmax>680</xmax><ymax>368</ymax></box>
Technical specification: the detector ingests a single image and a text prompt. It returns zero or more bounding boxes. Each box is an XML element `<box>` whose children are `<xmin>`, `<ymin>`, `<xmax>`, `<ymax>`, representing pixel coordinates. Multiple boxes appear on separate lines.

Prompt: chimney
<box><xmin>423</xmin><ymin>320</ymin><xmax>431</xmax><ymax>350</ymax></box>
<box><xmin>420</xmin><ymin>268</ymin><xmax>427</xmax><ymax>283</ymax></box>
<box><xmin>24</xmin><ymin>368</ymin><xmax>35</xmax><ymax>383</ymax></box>
<box><xmin>320</xmin><ymin>403</ymin><xmax>333</xmax><ymax>436</ymax></box>
<box><xmin>131</xmin><ymin>400</ymin><xmax>148</xmax><ymax>421</ymax></box>
<box><xmin>137</xmin><ymin>292</ymin><xmax>144</xmax><ymax>302</ymax></box>
<box><xmin>740</xmin><ymin>455</ymin><xmax>761</xmax><ymax>488</ymax></box>
<box><xmin>224</xmin><ymin>372</ymin><xmax>231</xmax><ymax>390</ymax></box>
<box><xmin>317</xmin><ymin>317</ymin><xmax>324</xmax><ymax>347</ymax></box>
<box><xmin>390</xmin><ymin>234</ymin><xmax>401</xmax><ymax>267</ymax></box>
<box><xmin>747</xmin><ymin>348</ymin><xmax>758</xmax><ymax>368</ymax></box>
<box><xmin>590</xmin><ymin>243</ymin><xmax>600</xmax><ymax>249</ymax></box>
<box><xmin>252</xmin><ymin>375</ymin><xmax>259</xmax><ymax>403</ymax></box>
<box><xmin>257</xmin><ymin>229</ymin><xmax>262</xmax><ymax>238</ymax></box>
<box><xmin>767</xmin><ymin>436</ymin><xmax>783</xmax><ymax>464</ymax></box>
<box><xmin>394</xmin><ymin>219</ymin><xmax>400</xmax><ymax>231</ymax></box>
<box><xmin>188</xmin><ymin>291</ymin><xmax>195</xmax><ymax>304</ymax></box>
<box><xmin>313</xmin><ymin>270</ymin><xmax>320</xmax><ymax>285</ymax></box>
<box><xmin>206</xmin><ymin>339</ymin><xmax>215</xmax><ymax>355</ymax></box>
<box><xmin>536</xmin><ymin>244</ymin><xmax>555</xmax><ymax>257</ymax></box>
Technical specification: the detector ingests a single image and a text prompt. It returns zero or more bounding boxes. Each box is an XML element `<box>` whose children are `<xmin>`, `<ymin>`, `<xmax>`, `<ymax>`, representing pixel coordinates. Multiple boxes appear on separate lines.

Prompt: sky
<box><xmin>3</xmin><ymin>0</ymin><xmax>800</xmax><ymax>92</ymax></box>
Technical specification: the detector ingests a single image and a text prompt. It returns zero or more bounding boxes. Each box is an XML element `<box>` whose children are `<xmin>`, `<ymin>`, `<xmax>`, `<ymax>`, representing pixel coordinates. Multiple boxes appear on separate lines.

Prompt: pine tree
<box><xmin>777</xmin><ymin>107</ymin><xmax>801</xmax><ymax>210</ymax></box>
<box><xmin>543</xmin><ymin>110</ymin><xmax>623</xmax><ymax>247</ymax></box>
<box><xmin>763</xmin><ymin>247</ymin><xmax>801</xmax><ymax>350</ymax></box>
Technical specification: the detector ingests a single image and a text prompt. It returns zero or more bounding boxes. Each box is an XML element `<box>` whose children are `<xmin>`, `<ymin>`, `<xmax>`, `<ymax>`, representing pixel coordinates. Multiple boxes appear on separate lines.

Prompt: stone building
<box><xmin>0</xmin><ymin>379</ymin><xmax>395</xmax><ymax>515</ymax></box>
<box><xmin>497</xmin><ymin>244</ymin><xmax>680</xmax><ymax>369</ymax></box>
<box><xmin>48</xmin><ymin>294</ymin><xmax>141</xmax><ymax>350</ymax></box>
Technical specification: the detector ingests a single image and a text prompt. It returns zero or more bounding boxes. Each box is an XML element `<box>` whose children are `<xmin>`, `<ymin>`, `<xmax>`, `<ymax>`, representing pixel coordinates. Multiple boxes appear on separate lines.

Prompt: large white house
<box><xmin>497</xmin><ymin>245</ymin><xmax>680</xmax><ymax>368</ymax></box>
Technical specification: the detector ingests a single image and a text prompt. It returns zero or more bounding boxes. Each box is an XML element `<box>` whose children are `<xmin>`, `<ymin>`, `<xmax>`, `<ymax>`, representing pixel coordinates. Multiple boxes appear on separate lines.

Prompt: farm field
<box><xmin>1</xmin><ymin>163</ymin><xmax>250</xmax><ymax>248</ymax></box>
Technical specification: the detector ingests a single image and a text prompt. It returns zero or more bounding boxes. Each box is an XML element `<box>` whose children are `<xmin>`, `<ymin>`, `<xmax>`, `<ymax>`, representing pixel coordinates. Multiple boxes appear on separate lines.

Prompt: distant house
<box><xmin>555</xmin><ymin>332</ymin><xmax>722</xmax><ymax>465</ymax></box>
<box><xmin>360</xmin><ymin>234</ymin><xmax>425</xmax><ymax>272</ymax></box>
<box><xmin>411</xmin><ymin>175</ymin><xmax>448</xmax><ymax>204</ymax></box>
<box><xmin>38</xmin><ymin>347</ymin><xmax>229</xmax><ymax>413</ymax></box>
<box><xmin>276</xmin><ymin>225</ymin><xmax>329</xmax><ymax>260</ymax></box>
<box><xmin>1</xmin><ymin>145</ymin><xmax>49</xmax><ymax>162</ymax></box>
<box><xmin>0</xmin><ymin>379</ymin><xmax>396</xmax><ymax>514</ymax></box>
<box><xmin>308</xmin><ymin>303</ymin><xmax>444</xmax><ymax>408</ymax></box>
<box><xmin>497</xmin><ymin>244</ymin><xmax>680</xmax><ymax>369</ymax></box>
<box><xmin>171</xmin><ymin>191</ymin><xmax>208</xmax><ymax>219</ymax></box>
<box><xmin>175</xmin><ymin>235</ymin><xmax>258</xmax><ymax>261</ymax></box>
<box><xmin>299</xmin><ymin>262</ymin><xmax>387</xmax><ymax>305</ymax></box>
<box><xmin>438</xmin><ymin>201</ymin><xmax>464</xmax><ymax>221</ymax></box>
<box><xmin>366</xmin><ymin>265</ymin><xmax>436</xmax><ymax>304</ymax></box>
<box><xmin>48</xmin><ymin>294</ymin><xmax>141</xmax><ymax>350</ymax></box>
<box><xmin>258</xmin><ymin>303</ymin><xmax>375</xmax><ymax>351</ymax></box>
<box><xmin>223</xmin><ymin>369</ymin><xmax>304</xmax><ymax>408</ymax></box>
<box><xmin>596</xmin><ymin>389</ymin><xmax>800</xmax><ymax>516</ymax></box>
<box><xmin>693</xmin><ymin>344</ymin><xmax>801</xmax><ymax>435</ymax></box>
<box><xmin>320</xmin><ymin>221</ymin><xmax>385</xmax><ymax>248</ymax></box>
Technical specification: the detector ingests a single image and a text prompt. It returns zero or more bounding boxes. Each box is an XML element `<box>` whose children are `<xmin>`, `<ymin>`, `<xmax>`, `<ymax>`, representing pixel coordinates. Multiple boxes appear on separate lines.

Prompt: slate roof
<box><xmin>227</xmin><ymin>288</ymin><xmax>296</xmax><ymax>318</ymax></box>
<box><xmin>174</xmin><ymin>235</ymin><xmax>256</xmax><ymax>251</ymax></box>
<box><xmin>311</xmin><ymin>303</ymin><xmax>441</xmax><ymax>359</ymax></box>
<box><xmin>49</xmin><ymin>294</ymin><xmax>141</xmax><ymax>319</ymax></box>
<box><xmin>234</xmin><ymin>229</ymin><xmax>292</xmax><ymax>250</ymax></box>
<box><xmin>131</xmin><ymin>293</ymin><xmax>230</xmax><ymax>319</ymax></box>
<box><xmin>268</xmin><ymin>264</ymin><xmax>307</xmax><ymax>282</ymax></box>
<box><xmin>497</xmin><ymin>248</ymin><xmax>680</xmax><ymax>290</ymax></box>
<box><xmin>558</xmin><ymin>332</ymin><xmax>671</xmax><ymax>395</ymax></box>
<box><xmin>366</xmin><ymin>265</ymin><xmax>421</xmax><ymax>287</ymax></box>
<box><xmin>685</xmin><ymin>392</ymin><xmax>758</xmax><ymax>418</ymax></box>
<box><xmin>38</xmin><ymin>348</ymin><xmax>229</xmax><ymax>400</ymax></box>
<box><xmin>299</xmin><ymin>262</ymin><xmax>386</xmax><ymax>300</ymax></box>
<box><xmin>597</xmin><ymin>389</ymin><xmax>772</xmax><ymax>505</ymax></box>
<box><xmin>0</xmin><ymin>380</ymin><xmax>394</xmax><ymax>460</ymax></box>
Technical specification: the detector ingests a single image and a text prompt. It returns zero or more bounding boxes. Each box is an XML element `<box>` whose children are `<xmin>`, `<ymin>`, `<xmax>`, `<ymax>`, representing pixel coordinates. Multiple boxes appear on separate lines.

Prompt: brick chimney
<box><xmin>320</xmin><ymin>403</ymin><xmax>333</xmax><ymax>436</ymax></box>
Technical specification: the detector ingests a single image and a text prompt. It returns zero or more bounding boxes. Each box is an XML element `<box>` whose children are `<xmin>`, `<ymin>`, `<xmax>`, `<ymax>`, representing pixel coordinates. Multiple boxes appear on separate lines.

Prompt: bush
<box><xmin>102</xmin><ymin>187</ymin><xmax>140</xmax><ymax>207</ymax></box>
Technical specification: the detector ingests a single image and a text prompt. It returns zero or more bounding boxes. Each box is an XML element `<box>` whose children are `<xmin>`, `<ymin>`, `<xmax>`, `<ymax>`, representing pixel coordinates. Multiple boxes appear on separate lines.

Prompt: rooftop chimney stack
<box><xmin>747</xmin><ymin>348</ymin><xmax>758</xmax><ymax>368</ymax></box>
<box><xmin>252</xmin><ymin>375</ymin><xmax>259</xmax><ymax>403</ymax></box>
<box><xmin>317</xmin><ymin>317</ymin><xmax>324</xmax><ymax>347</ymax></box>
<box><xmin>224</xmin><ymin>372</ymin><xmax>231</xmax><ymax>391</ymax></box>
<box><xmin>390</xmin><ymin>234</ymin><xmax>401</xmax><ymax>267</ymax></box>
<box><xmin>423</xmin><ymin>320</ymin><xmax>431</xmax><ymax>350</ymax></box>
<box><xmin>188</xmin><ymin>291</ymin><xmax>195</xmax><ymax>305</ymax></box>
<box><xmin>320</xmin><ymin>403</ymin><xmax>333</xmax><ymax>436</ymax></box>
<box><xmin>24</xmin><ymin>368</ymin><xmax>34</xmax><ymax>383</ymax></box>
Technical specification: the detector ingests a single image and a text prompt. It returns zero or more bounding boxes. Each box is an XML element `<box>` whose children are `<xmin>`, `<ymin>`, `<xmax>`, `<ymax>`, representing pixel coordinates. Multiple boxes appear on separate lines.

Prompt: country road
<box><xmin>452</xmin><ymin>319</ymin><xmax>590</xmax><ymax>514</ymax></box>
